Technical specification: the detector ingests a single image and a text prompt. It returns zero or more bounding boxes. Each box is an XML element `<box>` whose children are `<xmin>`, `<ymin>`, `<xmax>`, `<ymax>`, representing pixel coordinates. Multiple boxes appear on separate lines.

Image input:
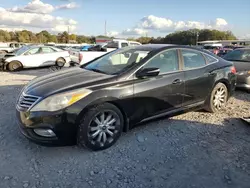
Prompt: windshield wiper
<box><xmin>88</xmin><ymin>68</ymin><xmax>107</xmax><ymax>74</ymax></box>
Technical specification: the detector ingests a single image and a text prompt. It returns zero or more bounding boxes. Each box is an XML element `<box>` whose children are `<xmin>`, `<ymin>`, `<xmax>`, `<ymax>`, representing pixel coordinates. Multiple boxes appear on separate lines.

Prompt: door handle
<box><xmin>172</xmin><ymin>79</ymin><xmax>183</xmax><ymax>84</ymax></box>
<box><xmin>206</xmin><ymin>72</ymin><xmax>216</xmax><ymax>76</ymax></box>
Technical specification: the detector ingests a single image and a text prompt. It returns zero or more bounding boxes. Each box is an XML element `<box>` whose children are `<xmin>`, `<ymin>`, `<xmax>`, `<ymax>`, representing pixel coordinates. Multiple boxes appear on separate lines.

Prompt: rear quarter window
<box><xmin>203</xmin><ymin>53</ymin><xmax>218</xmax><ymax>64</ymax></box>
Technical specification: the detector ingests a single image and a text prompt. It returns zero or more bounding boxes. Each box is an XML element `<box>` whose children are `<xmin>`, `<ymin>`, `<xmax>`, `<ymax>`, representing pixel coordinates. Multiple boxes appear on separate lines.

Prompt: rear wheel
<box><xmin>8</xmin><ymin>61</ymin><xmax>22</xmax><ymax>71</ymax></box>
<box><xmin>77</xmin><ymin>103</ymin><xmax>124</xmax><ymax>151</ymax></box>
<box><xmin>56</xmin><ymin>57</ymin><xmax>66</xmax><ymax>67</ymax></box>
<box><xmin>205</xmin><ymin>82</ymin><xmax>228</xmax><ymax>113</ymax></box>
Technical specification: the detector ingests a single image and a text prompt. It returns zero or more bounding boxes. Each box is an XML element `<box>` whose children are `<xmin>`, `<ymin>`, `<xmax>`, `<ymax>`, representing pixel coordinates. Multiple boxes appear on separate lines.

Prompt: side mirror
<box><xmin>136</xmin><ymin>67</ymin><xmax>160</xmax><ymax>78</ymax></box>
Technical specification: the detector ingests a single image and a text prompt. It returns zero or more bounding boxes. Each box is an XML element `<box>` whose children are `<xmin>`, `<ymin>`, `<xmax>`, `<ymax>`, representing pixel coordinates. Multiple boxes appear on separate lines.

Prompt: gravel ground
<box><xmin>0</xmin><ymin>68</ymin><xmax>249</xmax><ymax>188</ymax></box>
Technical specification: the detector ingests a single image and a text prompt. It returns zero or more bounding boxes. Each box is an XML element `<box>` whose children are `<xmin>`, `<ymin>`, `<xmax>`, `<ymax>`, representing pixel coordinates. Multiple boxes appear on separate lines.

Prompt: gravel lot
<box><xmin>0</xmin><ymin>68</ymin><xmax>249</xmax><ymax>188</ymax></box>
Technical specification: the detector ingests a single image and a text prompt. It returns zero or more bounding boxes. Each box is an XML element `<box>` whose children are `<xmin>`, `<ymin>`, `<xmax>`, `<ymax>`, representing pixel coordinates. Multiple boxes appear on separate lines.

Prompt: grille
<box><xmin>17</xmin><ymin>93</ymin><xmax>40</xmax><ymax>111</ymax></box>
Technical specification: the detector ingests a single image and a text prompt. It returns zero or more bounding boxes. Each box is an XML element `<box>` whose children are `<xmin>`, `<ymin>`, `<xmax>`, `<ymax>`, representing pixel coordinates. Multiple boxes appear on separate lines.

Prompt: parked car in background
<box><xmin>87</xmin><ymin>43</ymin><xmax>108</xmax><ymax>51</ymax></box>
<box><xmin>1</xmin><ymin>45</ymin><xmax>71</xmax><ymax>71</ymax></box>
<box><xmin>16</xmin><ymin>44</ymin><xmax>236</xmax><ymax>151</ymax></box>
<box><xmin>217</xmin><ymin>48</ymin><xmax>233</xmax><ymax>57</ymax></box>
<box><xmin>223</xmin><ymin>48</ymin><xmax>250</xmax><ymax>92</ymax></box>
<box><xmin>0</xmin><ymin>42</ymin><xmax>26</xmax><ymax>54</ymax></box>
<box><xmin>70</xmin><ymin>39</ymin><xmax>142</xmax><ymax>65</ymax></box>
<box><xmin>80</xmin><ymin>45</ymin><xmax>94</xmax><ymax>51</ymax></box>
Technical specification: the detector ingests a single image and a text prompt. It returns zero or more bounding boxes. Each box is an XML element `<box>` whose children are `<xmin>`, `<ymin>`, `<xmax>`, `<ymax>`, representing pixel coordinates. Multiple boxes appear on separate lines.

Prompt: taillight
<box><xmin>231</xmin><ymin>66</ymin><xmax>236</xmax><ymax>74</ymax></box>
<box><xmin>79</xmin><ymin>53</ymin><xmax>83</xmax><ymax>63</ymax></box>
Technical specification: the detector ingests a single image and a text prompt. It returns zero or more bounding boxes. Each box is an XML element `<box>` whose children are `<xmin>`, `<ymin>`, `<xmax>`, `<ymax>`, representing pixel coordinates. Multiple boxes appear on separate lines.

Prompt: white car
<box><xmin>3</xmin><ymin>45</ymin><xmax>71</xmax><ymax>71</ymax></box>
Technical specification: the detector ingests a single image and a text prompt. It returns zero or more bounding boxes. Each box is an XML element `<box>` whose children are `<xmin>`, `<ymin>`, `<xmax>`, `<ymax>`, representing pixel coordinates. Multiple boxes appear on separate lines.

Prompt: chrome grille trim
<box><xmin>17</xmin><ymin>92</ymin><xmax>41</xmax><ymax>111</ymax></box>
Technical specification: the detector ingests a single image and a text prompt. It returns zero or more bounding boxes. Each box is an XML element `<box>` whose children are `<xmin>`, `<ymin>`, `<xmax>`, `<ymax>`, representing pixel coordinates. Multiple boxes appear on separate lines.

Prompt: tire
<box><xmin>8</xmin><ymin>61</ymin><xmax>22</xmax><ymax>71</ymax></box>
<box><xmin>204</xmin><ymin>82</ymin><xmax>228</xmax><ymax>113</ymax></box>
<box><xmin>77</xmin><ymin>103</ymin><xmax>124</xmax><ymax>151</ymax></box>
<box><xmin>56</xmin><ymin>57</ymin><xmax>66</xmax><ymax>67</ymax></box>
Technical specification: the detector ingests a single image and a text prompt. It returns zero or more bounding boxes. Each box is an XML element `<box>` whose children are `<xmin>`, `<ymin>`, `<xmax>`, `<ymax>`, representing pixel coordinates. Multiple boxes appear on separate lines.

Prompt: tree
<box><xmin>48</xmin><ymin>35</ymin><xmax>58</xmax><ymax>43</ymax></box>
<box><xmin>69</xmin><ymin>34</ymin><xmax>77</xmax><ymax>41</ymax></box>
<box><xmin>57</xmin><ymin>31</ymin><xmax>69</xmax><ymax>43</ymax></box>
<box><xmin>136</xmin><ymin>37</ymin><xmax>153</xmax><ymax>44</ymax></box>
<box><xmin>0</xmin><ymin>30</ymin><xmax>11</xmax><ymax>42</ymax></box>
<box><xmin>0</xmin><ymin>28</ymin><xmax>238</xmax><ymax>44</ymax></box>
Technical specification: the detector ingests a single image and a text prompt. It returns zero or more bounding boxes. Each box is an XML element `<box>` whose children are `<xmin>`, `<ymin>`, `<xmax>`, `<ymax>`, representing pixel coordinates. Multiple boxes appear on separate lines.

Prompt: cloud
<box><xmin>0</xmin><ymin>25</ymin><xmax>25</xmax><ymax>32</ymax></box>
<box><xmin>137</xmin><ymin>15</ymin><xmax>228</xmax><ymax>32</ymax></box>
<box><xmin>0</xmin><ymin>7</ymin><xmax>77</xmax><ymax>33</ymax></box>
<box><xmin>56</xmin><ymin>2</ymin><xmax>78</xmax><ymax>10</ymax></box>
<box><xmin>8</xmin><ymin>0</ymin><xmax>55</xmax><ymax>14</ymax></box>
<box><xmin>110</xmin><ymin>16</ymin><xmax>229</xmax><ymax>37</ymax></box>
<box><xmin>7</xmin><ymin>0</ymin><xmax>78</xmax><ymax>14</ymax></box>
<box><xmin>107</xmin><ymin>28</ymin><xmax>148</xmax><ymax>37</ymax></box>
<box><xmin>107</xmin><ymin>31</ymin><xmax>119</xmax><ymax>37</ymax></box>
<box><xmin>122</xmin><ymin>28</ymin><xmax>148</xmax><ymax>36</ymax></box>
<box><xmin>239</xmin><ymin>33</ymin><xmax>250</xmax><ymax>39</ymax></box>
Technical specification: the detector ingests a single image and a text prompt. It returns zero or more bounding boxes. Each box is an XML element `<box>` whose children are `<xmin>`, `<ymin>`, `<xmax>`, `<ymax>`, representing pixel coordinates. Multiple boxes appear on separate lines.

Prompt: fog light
<box><xmin>33</xmin><ymin>129</ymin><xmax>56</xmax><ymax>137</ymax></box>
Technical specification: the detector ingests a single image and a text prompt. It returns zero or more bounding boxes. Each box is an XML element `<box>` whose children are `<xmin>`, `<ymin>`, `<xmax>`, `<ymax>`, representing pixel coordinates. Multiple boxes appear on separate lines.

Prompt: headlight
<box><xmin>30</xmin><ymin>88</ymin><xmax>92</xmax><ymax>112</ymax></box>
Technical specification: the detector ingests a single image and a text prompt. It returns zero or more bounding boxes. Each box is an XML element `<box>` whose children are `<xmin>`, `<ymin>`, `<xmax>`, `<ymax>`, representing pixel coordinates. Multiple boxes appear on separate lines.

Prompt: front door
<box><xmin>132</xmin><ymin>49</ymin><xmax>185</xmax><ymax>122</ymax></box>
<box><xmin>20</xmin><ymin>47</ymin><xmax>43</xmax><ymax>67</ymax></box>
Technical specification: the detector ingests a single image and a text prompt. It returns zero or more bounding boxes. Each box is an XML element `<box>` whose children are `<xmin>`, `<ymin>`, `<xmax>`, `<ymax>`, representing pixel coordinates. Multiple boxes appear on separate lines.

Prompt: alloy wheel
<box><xmin>88</xmin><ymin>111</ymin><xmax>120</xmax><ymax>147</ymax></box>
<box><xmin>213</xmin><ymin>86</ymin><xmax>226</xmax><ymax>110</ymax></box>
<box><xmin>12</xmin><ymin>63</ymin><xmax>19</xmax><ymax>70</ymax></box>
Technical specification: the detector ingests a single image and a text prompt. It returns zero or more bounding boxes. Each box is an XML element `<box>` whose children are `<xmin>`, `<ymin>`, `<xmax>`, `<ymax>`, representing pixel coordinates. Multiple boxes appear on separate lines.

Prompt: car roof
<box><xmin>130</xmin><ymin>44</ymin><xmax>209</xmax><ymax>53</ymax></box>
<box><xmin>234</xmin><ymin>47</ymin><xmax>250</xmax><ymax>50</ymax></box>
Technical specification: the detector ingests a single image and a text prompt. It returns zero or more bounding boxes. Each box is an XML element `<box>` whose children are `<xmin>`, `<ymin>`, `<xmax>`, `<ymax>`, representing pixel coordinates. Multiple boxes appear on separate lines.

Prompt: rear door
<box><xmin>40</xmin><ymin>47</ymin><xmax>58</xmax><ymax>66</ymax></box>
<box><xmin>132</xmin><ymin>49</ymin><xmax>185</xmax><ymax>122</ymax></box>
<box><xmin>180</xmin><ymin>49</ymin><xmax>216</xmax><ymax>106</ymax></box>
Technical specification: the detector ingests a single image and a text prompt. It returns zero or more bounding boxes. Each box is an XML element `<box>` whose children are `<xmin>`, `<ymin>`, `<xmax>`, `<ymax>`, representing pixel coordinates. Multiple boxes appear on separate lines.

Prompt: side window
<box><xmin>203</xmin><ymin>54</ymin><xmax>218</xmax><ymax>64</ymax></box>
<box><xmin>242</xmin><ymin>50</ymin><xmax>250</xmax><ymax>62</ymax></box>
<box><xmin>143</xmin><ymin>50</ymin><xmax>179</xmax><ymax>73</ymax></box>
<box><xmin>41</xmin><ymin>47</ymin><xmax>56</xmax><ymax>54</ymax></box>
<box><xmin>106</xmin><ymin>42</ymin><xmax>119</xmax><ymax>48</ymax></box>
<box><xmin>121</xmin><ymin>43</ymin><xmax>129</xmax><ymax>48</ymax></box>
<box><xmin>181</xmin><ymin>50</ymin><xmax>206</xmax><ymax>69</ymax></box>
<box><xmin>25</xmin><ymin>48</ymin><xmax>40</xmax><ymax>55</ymax></box>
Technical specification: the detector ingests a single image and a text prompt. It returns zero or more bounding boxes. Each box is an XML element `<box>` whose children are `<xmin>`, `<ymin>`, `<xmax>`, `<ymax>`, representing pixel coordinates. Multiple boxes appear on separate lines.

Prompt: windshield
<box><xmin>224</xmin><ymin>49</ymin><xmax>250</xmax><ymax>62</ymax></box>
<box><xmin>15</xmin><ymin>46</ymin><xmax>31</xmax><ymax>56</ymax></box>
<box><xmin>83</xmin><ymin>47</ymin><xmax>150</xmax><ymax>75</ymax></box>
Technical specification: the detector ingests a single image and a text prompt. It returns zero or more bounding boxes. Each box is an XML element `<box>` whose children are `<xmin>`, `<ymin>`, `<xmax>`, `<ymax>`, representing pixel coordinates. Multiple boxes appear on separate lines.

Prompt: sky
<box><xmin>0</xmin><ymin>0</ymin><xmax>250</xmax><ymax>39</ymax></box>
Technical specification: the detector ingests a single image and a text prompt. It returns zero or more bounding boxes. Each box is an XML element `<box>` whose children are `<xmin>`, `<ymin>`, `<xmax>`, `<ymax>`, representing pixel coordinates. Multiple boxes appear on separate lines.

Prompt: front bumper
<box><xmin>16</xmin><ymin>109</ymin><xmax>78</xmax><ymax>145</ymax></box>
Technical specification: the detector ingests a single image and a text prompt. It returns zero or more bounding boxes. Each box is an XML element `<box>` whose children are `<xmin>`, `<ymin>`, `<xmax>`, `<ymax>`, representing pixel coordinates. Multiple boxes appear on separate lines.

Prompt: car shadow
<box><xmin>234</xmin><ymin>89</ymin><xmax>250</xmax><ymax>102</ymax></box>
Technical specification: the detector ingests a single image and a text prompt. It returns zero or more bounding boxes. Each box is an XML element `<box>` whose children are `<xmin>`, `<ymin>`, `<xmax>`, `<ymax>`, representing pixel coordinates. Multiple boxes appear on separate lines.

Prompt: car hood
<box><xmin>23</xmin><ymin>67</ymin><xmax>115</xmax><ymax>97</ymax></box>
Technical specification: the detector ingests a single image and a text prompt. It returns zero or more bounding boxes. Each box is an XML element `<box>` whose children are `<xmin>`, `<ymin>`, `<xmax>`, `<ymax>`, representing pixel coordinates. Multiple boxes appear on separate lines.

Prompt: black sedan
<box><xmin>223</xmin><ymin>48</ymin><xmax>250</xmax><ymax>92</ymax></box>
<box><xmin>16</xmin><ymin>44</ymin><xmax>237</xmax><ymax>151</ymax></box>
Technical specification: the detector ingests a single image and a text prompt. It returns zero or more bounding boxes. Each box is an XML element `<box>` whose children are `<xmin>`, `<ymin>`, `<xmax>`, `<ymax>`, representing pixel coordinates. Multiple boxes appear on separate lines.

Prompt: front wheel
<box><xmin>8</xmin><ymin>61</ymin><xmax>22</xmax><ymax>71</ymax></box>
<box><xmin>204</xmin><ymin>82</ymin><xmax>228</xmax><ymax>113</ymax></box>
<box><xmin>77</xmin><ymin>103</ymin><xmax>124</xmax><ymax>151</ymax></box>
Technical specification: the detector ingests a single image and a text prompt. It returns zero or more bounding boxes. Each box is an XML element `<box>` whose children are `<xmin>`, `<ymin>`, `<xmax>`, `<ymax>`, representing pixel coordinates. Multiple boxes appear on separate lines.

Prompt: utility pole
<box><xmin>196</xmin><ymin>31</ymin><xmax>199</xmax><ymax>46</ymax></box>
<box><xmin>67</xmin><ymin>26</ymin><xmax>70</xmax><ymax>44</ymax></box>
<box><xmin>104</xmin><ymin>20</ymin><xmax>107</xmax><ymax>36</ymax></box>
